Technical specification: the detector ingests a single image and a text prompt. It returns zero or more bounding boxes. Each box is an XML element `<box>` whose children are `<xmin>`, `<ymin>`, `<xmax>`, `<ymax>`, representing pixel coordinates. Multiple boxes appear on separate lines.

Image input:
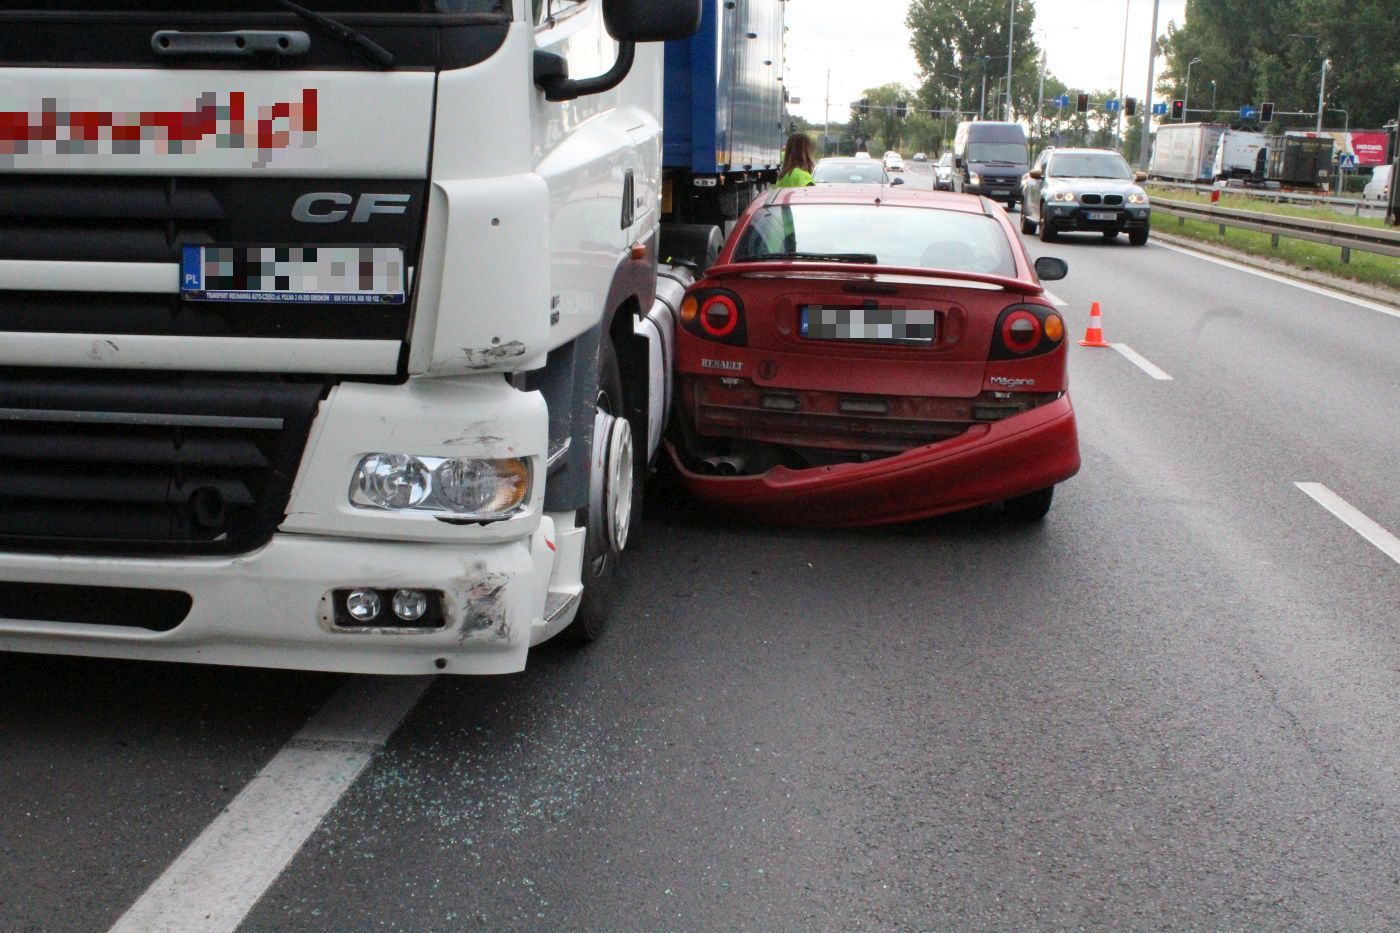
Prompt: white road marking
<box><xmin>109</xmin><ymin>676</ymin><xmax>434</xmax><ymax>933</ymax></box>
<box><xmin>1295</xmin><ymin>483</ymin><xmax>1400</xmax><ymax>565</ymax></box>
<box><xmin>1041</xmin><ymin>288</ymin><xmax>1067</xmax><ymax>306</ymax></box>
<box><xmin>1155</xmin><ymin>240</ymin><xmax>1400</xmax><ymax>320</ymax></box>
<box><xmin>1110</xmin><ymin>343</ymin><xmax>1173</xmax><ymax>380</ymax></box>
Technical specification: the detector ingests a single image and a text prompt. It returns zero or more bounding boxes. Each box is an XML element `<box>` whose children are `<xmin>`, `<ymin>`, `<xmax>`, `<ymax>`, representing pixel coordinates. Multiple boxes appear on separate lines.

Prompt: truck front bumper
<box><xmin>0</xmin><ymin>528</ymin><xmax>556</xmax><ymax>675</ymax></box>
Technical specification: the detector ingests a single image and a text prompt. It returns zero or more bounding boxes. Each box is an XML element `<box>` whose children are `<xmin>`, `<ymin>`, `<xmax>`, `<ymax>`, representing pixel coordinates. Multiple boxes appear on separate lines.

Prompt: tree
<box><xmin>907</xmin><ymin>0</ymin><xmax>1042</xmax><ymax>121</ymax></box>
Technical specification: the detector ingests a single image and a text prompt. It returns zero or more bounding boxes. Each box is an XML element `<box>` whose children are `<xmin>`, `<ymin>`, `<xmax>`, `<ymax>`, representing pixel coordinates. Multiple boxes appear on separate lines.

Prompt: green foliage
<box><xmin>1158</xmin><ymin>0</ymin><xmax>1400</xmax><ymax>130</ymax></box>
<box><xmin>906</xmin><ymin>0</ymin><xmax>1042</xmax><ymax>120</ymax></box>
<box><xmin>850</xmin><ymin>82</ymin><xmax>918</xmax><ymax>152</ymax></box>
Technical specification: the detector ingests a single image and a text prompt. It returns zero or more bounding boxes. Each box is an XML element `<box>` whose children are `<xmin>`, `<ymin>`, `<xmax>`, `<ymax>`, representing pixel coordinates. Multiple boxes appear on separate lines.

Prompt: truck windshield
<box><xmin>1049</xmin><ymin>153</ymin><xmax>1133</xmax><ymax>179</ymax></box>
<box><xmin>733</xmin><ymin>204</ymin><xmax>1017</xmax><ymax>276</ymax></box>
<box><xmin>967</xmin><ymin>143</ymin><xmax>1029</xmax><ymax>164</ymax></box>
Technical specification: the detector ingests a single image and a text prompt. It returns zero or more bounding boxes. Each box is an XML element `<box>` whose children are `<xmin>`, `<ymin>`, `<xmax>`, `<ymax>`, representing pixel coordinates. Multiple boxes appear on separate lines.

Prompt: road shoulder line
<box><xmin>1295</xmin><ymin>482</ymin><xmax>1400</xmax><ymax>565</ymax></box>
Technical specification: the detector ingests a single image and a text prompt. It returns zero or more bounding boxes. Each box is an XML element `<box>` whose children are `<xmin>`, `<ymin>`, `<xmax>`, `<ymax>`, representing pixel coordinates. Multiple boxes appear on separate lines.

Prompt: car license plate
<box><xmin>180</xmin><ymin>244</ymin><xmax>406</xmax><ymax>304</ymax></box>
<box><xmin>800</xmin><ymin>306</ymin><xmax>936</xmax><ymax>343</ymax></box>
<box><xmin>1086</xmin><ymin>211</ymin><xmax>1118</xmax><ymax>221</ymax></box>
<box><xmin>991</xmin><ymin>188</ymin><xmax>1011</xmax><ymax>195</ymax></box>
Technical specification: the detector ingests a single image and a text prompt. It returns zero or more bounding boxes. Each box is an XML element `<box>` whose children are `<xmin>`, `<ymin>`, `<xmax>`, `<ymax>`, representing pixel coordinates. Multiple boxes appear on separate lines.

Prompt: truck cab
<box><xmin>0</xmin><ymin>0</ymin><xmax>707</xmax><ymax>674</ymax></box>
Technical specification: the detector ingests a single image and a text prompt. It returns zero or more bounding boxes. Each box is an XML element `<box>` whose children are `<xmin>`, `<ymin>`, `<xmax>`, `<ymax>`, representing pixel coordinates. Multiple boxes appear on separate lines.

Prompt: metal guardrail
<box><xmin>1147</xmin><ymin>180</ymin><xmax>1382</xmax><ymax>217</ymax></box>
<box><xmin>1150</xmin><ymin>197</ymin><xmax>1400</xmax><ymax>262</ymax></box>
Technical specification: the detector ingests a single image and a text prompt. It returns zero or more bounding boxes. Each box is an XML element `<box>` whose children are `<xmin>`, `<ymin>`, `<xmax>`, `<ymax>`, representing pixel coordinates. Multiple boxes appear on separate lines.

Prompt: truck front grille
<box><xmin>0</xmin><ymin>372</ymin><xmax>325</xmax><ymax>556</ymax></box>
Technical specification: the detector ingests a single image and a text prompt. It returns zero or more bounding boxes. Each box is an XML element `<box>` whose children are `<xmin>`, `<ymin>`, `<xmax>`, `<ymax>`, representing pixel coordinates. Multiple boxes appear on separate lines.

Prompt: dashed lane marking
<box><xmin>1295</xmin><ymin>483</ymin><xmax>1400</xmax><ymax>565</ymax></box>
<box><xmin>109</xmin><ymin>675</ymin><xmax>434</xmax><ymax>933</ymax></box>
<box><xmin>1155</xmin><ymin>241</ymin><xmax>1400</xmax><ymax>321</ymax></box>
<box><xmin>1111</xmin><ymin>343</ymin><xmax>1173</xmax><ymax>380</ymax></box>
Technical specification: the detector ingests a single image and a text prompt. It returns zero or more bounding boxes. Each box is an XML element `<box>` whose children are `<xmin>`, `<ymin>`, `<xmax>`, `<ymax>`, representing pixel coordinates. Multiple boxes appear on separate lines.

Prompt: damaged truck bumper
<box><xmin>0</xmin><ymin>376</ymin><xmax>566</xmax><ymax>675</ymax></box>
<box><xmin>666</xmin><ymin>394</ymin><xmax>1081</xmax><ymax>527</ymax></box>
<box><xmin>0</xmin><ymin>530</ymin><xmax>556</xmax><ymax>675</ymax></box>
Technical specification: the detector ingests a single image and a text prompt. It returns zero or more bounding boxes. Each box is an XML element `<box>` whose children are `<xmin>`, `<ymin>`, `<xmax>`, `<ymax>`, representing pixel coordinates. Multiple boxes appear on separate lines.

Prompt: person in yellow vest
<box><xmin>774</xmin><ymin>133</ymin><xmax>816</xmax><ymax>187</ymax></box>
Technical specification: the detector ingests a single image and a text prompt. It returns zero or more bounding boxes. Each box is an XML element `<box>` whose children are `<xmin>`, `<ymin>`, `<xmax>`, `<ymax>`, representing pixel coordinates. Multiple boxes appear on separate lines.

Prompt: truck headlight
<box><xmin>351</xmin><ymin>454</ymin><xmax>530</xmax><ymax>518</ymax></box>
<box><xmin>1051</xmin><ymin>191</ymin><xmax>1077</xmax><ymax>202</ymax></box>
<box><xmin>969</xmin><ymin>172</ymin><xmax>981</xmax><ymax>185</ymax></box>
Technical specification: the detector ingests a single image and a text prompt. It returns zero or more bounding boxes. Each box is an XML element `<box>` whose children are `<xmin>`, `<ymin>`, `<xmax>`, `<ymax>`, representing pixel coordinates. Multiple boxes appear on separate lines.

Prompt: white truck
<box><xmin>0</xmin><ymin>0</ymin><xmax>769</xmax><ymax>675</ymax></box>
<box><xmin>1150</xmin><ymin>123</ymin><xmax>1271</xmax><ymax>184</ymax></box>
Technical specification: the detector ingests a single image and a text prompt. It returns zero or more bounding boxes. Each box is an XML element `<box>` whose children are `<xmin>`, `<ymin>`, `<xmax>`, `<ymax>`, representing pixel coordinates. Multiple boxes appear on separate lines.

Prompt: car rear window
<box><xmin>732</xmin><ymin>204</ymin><xmax>1017</xmax><ymax>276</ymax></box>
<box><xmin>812</xmin><ymin>162</ymin><xmax>886</xmax><ymax>184</ymax></box>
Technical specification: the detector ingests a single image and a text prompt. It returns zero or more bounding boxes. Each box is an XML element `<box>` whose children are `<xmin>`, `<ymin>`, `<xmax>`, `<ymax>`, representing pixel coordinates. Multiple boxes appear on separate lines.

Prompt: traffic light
<box><xmin>1260</xmin><ymin>101</ymin><xmax>1274</xmax><ymax>122</ymax></box>
<box><xmin>1171</xmin><ymin>99</ymin><xmax>1184</xmax><ymax>120</ymax></box>
<box><xmin>1124</xmin><ymin>97</ymin><xmax>1137</xmax><ymax>117</ymax></box>
<box><xmin>896</xmin><ymin>99</ymin><xmax>907</xmax><ymax>118</ymax></box>
<box><xmin>1076</xmin><ymin>93</ymin><xmax>1089</xmax><ymax>113</ymax></box>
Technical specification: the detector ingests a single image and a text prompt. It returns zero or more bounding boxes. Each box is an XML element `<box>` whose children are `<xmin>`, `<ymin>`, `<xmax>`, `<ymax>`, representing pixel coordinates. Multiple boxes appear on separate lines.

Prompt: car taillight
<box><xmin>680</xmin><ymin>287</ymin><xmax>747</xmax><ymax>345</ymax></box>
<box><xmin>991</xmin><ymin>304</ymin><xmax>1064</xmax><ymax>359</ymax></box>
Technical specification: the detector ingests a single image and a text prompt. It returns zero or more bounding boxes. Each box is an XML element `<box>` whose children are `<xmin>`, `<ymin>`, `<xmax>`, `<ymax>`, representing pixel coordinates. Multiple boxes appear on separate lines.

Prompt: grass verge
<box><xmin>1150</xmin><ymin>210</ymin><xmax>1400</xmax><ymax>292</ymax></box>
<box><xmin>1147</xmin><ymin>187</ymin><xmax>1389</xmax><ymax>229</ymax></box>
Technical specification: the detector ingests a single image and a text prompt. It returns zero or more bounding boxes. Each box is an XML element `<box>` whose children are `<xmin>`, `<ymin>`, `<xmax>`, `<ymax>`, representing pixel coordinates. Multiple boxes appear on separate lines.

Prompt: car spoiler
<box><xmin>704</xmin><ymin>262</ymin><xmax>1044</xmax><ymax>295</ymax></box>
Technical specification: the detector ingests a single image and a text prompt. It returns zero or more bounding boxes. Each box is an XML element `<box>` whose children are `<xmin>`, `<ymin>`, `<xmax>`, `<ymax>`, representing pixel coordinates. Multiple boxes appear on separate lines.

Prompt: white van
<box><xmin>1363</xmin><ymin>164</ymin><xmax>1392</xmax><ymax>204</ymax></box>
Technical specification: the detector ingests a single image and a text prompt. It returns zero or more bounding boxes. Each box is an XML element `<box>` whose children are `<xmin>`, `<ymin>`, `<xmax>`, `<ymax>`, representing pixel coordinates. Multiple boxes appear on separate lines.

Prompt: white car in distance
<box><xmin>884</xmin><ymin>151</ymin><xmax>905</xmax><ymax>172</ymax></box>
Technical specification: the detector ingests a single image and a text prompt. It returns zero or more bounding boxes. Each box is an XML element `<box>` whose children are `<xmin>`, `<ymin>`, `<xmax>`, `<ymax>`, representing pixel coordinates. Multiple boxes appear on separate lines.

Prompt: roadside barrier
<box><xmin>1151</xmin><ymin>196</ymin><xmax>1400</xmax><ymax>264</ymax></box>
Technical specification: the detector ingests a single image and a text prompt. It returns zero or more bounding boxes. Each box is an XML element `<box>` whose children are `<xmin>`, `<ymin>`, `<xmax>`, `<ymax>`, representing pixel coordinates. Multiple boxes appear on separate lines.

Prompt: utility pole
<box><xmin>1137</xmin><ymin>0</ymin><xmax>1160</xmax><ymax>169</ymax></box>
<box><xmin>1036</xmin><ymin>48</ymin><xmax>1046</xmax><ymax>147</ymax></box>
<box><xmin>1316</xmin><ymin>58</ymin><xmax>1328</xmax><ymax>133</ymax></box>
<box><xmin>1005</xmin><ymin>0</ymin><xmax>1016</xmax><ymax>121</ymax></box>
<box><xmin>1115</xmin><ymin>0</ymin><xmax>1130</xmax><ymax>151</ymax></box>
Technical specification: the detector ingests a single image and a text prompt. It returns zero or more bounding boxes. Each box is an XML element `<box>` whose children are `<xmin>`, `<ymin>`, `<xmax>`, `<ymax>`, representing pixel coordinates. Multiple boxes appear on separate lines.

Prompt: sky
<box><xmin>784</xmin><ymin>0</ymin><xmax>1190</xmax><ymax>127</ymax></box>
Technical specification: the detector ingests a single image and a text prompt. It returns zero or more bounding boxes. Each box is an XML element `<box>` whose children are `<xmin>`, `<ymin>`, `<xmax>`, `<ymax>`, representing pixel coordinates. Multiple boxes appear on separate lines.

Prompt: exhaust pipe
<box><xmin>696</xmin><ymin>458</ymin><xmax>720</xmax><ymax>475</ymax></box>
<box><xmin>714</xmin><ymin>456</ymin><xmax>744</xmax><ymax>476</ymax></box>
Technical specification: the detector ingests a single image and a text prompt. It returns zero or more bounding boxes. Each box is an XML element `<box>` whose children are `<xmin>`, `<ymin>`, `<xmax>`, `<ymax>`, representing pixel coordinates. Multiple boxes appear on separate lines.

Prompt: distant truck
<box><xmin>1150</xmin><ymin>122</ymin><xmax>1334</xmax><ymax>190</ymax></box>
<box><xmin>662</xmin><ymin>0</ymin><xmax>783</xmax><ymax>225</ymax></box>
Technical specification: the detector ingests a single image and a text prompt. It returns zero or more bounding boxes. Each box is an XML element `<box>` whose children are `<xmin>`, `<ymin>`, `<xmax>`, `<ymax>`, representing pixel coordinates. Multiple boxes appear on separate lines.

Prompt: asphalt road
<box><xmin>2</xmin><ymin>209</ymin><xmax>1398</xmax><ymax>930</ymax></box>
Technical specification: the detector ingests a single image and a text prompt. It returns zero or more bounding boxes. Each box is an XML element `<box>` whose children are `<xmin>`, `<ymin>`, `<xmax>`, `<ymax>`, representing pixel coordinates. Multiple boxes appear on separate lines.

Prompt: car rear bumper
<box><xmin>665</xmin><ymin>394</ymin><xmax>1080</xmax><ymax>526</ymax></box>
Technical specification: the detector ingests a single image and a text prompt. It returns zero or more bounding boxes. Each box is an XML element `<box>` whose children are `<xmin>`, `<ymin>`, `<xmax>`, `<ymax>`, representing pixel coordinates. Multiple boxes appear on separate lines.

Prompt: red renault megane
<box><xmin>666</xmin><ymin>185</ymin><xmax>1080</xmax><ymax>525</ymax></box>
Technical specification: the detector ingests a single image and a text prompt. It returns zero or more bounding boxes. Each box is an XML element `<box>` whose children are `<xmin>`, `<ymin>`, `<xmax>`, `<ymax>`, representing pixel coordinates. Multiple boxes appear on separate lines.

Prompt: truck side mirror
<box><xmin>604</xmin><ymin>0</ymin><xmax>702</xmax><ymax>43</ymax></box>
<box><xmin>537</xmin><ymin>0</ymin><xmax>700</xmax><ymax>102</ymax></box>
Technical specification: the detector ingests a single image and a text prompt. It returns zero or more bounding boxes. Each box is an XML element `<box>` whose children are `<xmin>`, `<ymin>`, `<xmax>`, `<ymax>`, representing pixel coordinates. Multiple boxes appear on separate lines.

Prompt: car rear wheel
<box><xmin>1038</xmin><ymin>207</ymin><xmax>1057</xmax><ymax>242</ymax></box>
<box><xmin>1020</xmin><ymin>212</ymin><xmax>1037</xmax><ymax>235</ymax></box>
<box><xmin>1129</xmin><ymin>229</ymin><xmax>1149</xmax><ymax>246</ymax></box>
<box><xmin>1004</xmin><ymin>486</ymin><xmax>1054</xmax><ymax>521</ymax></box>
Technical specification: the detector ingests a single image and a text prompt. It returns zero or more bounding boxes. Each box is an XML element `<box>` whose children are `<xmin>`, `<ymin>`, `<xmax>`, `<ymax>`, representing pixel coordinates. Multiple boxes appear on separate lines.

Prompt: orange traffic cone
<box><xmin>1079</xmin><ymin>301</ymin><xmax>1110</xmax><ymax>347</ymax></box>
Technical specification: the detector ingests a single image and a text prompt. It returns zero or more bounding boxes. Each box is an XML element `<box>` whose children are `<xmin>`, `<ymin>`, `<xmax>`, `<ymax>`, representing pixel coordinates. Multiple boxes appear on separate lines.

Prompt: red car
<box><xmin>666</xmin><ymin>185</ymin><xmax>1080</xmax><ymax>526</ymax></box>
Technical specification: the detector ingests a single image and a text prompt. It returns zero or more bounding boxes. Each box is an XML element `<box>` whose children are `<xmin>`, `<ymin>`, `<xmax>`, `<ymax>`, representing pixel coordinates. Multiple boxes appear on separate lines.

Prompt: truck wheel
<box><xmin>561</xmin><ymin>340</ymin><xmax>641</xmax><ymax>643</ymax></box>
<box><xmin>1004</xmin><ymin>486</ymin><xmax>1054</xmax><ymax>521</ymax></box>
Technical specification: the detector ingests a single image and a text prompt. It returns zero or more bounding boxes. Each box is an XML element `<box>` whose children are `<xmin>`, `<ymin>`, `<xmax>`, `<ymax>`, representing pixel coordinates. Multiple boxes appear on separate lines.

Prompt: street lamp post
<box><xmin>1330</xmin><ymin>107</ymin><xmax>1349</xmax><ymax>194</ymax></box>
<box><xmin>1209</xmin><ymin>80</ymin><xmax>1216</xmax><ymax>118</ymax></box>
<box><xmin>1316</xmin><ymin>58</ymin><xmax>1329</xmax><ymax>133</ymax></box>
<box><xmin>1183</xmin><ymin>57</ymin><xmax>1200</xmax><ymax>121</ymax></box>
<box><xmin>1115</xmin><ymin>0</ymin><xmax>1130</xmax><ymax>150</ymax></box>
<box><xmin>1005</xmin><ymin>0</ymin><xmax>1016</xmax><ymax>122</ymax></box>
<box><xmin>1137</xmin><ymin>0</ymin><xmax>1161</xmax><ymax>169</ymax></box>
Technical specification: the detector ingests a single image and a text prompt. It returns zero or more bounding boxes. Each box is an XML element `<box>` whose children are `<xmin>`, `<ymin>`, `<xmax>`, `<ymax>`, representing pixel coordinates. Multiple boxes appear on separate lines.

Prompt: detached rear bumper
<box><xmin>666</xmin><ymin>394</ymin><xmax>1080</xmax><ymax>526</ymax></box>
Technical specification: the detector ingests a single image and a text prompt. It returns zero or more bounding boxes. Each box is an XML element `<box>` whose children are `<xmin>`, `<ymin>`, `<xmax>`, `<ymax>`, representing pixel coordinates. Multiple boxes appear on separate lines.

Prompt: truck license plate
<box><xmin>180</xmin><ymin>245</ymin><xmax>406</xmax><ymax>304</ymax></box>
<box><xmin>800</xmin><ymin>306</ymin><xmax>936</xmax><ymax>343</ymax></box>
<box><xmin>1086</xmin><ymin>211</ymin><xmax>1118</xmax><ymax>221</ymax></box>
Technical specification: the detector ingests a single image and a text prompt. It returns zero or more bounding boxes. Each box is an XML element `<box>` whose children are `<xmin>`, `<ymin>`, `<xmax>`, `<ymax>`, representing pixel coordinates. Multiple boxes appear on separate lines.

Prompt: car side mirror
<box><xmin>1134</xmin><ymin>170</ymin><xmax>1148</xmax><ymax>182</ymax></box>
<box><xmin>604</xmin><ymin>0</ymin><xmax>702</xmax><ymax>42</ymax></box>
<box><xmin>889</xmin><ymin>176</ymin><xmax>905</xmax><ymax>185</ymax></box>
<box><xmin>1028</xmin><ymin>168</ymin><xmax>1043</xmax><ymax>180</ymax></box>
<box><xmin>1034</xmin><ymin>257</ymin><xmax>1068</xmax><ymax>281</ymax></box>
<box><xmin>537</xmin><ymin>0</ymin><xmax>700</xmax><ymax>101</ymax></box>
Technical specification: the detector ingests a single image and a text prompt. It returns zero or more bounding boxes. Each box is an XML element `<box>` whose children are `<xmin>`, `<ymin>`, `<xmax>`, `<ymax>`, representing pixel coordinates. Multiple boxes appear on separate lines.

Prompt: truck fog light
<box><xmin>392</xmin><ymin>589</ymin><xmax>428</xmax><ymax>621</ymax></box>
<box><xmin>345</xmin><ymin>589</ymin><xmax>382</xmax><ymax>622</ymax></box>
<box><xmin>354</xmin><ymin>454</ymin><xmax>431</xmax><ymax>509</ymax></box>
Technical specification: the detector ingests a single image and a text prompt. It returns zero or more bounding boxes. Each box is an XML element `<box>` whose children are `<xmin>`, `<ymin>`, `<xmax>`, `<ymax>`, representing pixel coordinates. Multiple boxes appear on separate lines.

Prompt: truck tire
<box><xmin>561</xmin><ymin>339</ymin><xmax>642</xmax><ymax>643</ymax></box>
